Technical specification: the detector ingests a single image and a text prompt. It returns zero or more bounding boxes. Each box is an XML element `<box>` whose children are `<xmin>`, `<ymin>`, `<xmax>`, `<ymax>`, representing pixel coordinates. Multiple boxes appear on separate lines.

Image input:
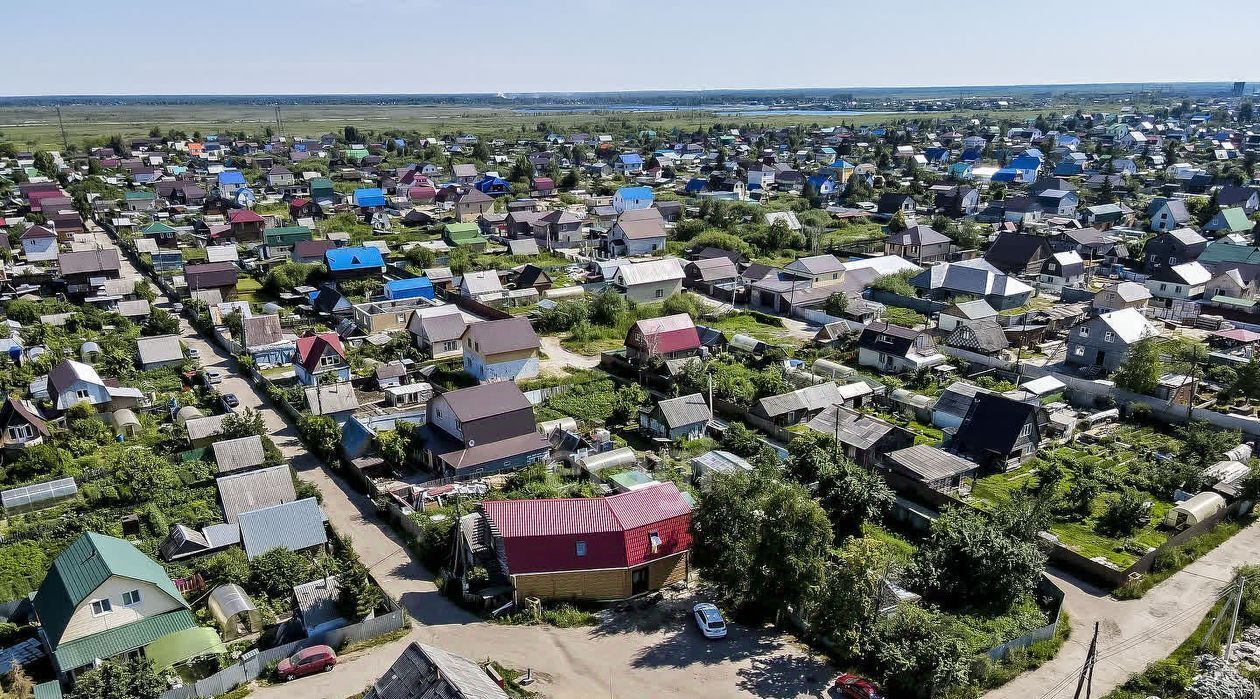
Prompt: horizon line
<box><xmin>0</xmin><ymin>79</ymin><xmax>1249</xmax><ymax>101</ymax></box>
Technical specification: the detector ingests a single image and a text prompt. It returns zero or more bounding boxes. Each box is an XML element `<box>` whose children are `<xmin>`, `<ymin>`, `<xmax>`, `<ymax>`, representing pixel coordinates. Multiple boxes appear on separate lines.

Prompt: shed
<box><xmin>175</xmin><ymin>405</ymin><xmax>203</xmax><ymax>427</ymax></box>
<box><xmin>576</xmin><ymin>447</ymin><xmax>637</xmax><ymax>478</ymax></box>
<box><xmin>206</xmin><ymin>584</ymin><xmax>261</xmax><ymax>641</ymax></box>
<box><xmin>110</xmin><ymin>408</ymin><xmax>141</xmax><ymax>439</ymax></box>
<box><xmin>1164</xmin><ymin>491</ymin><xmax>1226</xmax><ymax>529</ymax></box>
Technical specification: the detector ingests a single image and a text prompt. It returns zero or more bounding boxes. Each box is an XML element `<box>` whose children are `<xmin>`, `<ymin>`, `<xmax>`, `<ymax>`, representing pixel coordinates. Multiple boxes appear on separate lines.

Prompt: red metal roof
<box><xmin>229</xmin><ymin>209</ymin><xmax>264</xmax><ymax>224</ymax></box>
<box><xmin>625</xmin><ymin>314</ymin><xmax>701</xmax><ymax>355</ymax></box>
<box><xmin>294</xmin><ymin>332</ymin><xmax>345</xmax><ymax>372</ymax></box>
<box><xmin>481</xmin><ymin>482</ymin><xmax>692</xmax><ymax>575</ymax></box>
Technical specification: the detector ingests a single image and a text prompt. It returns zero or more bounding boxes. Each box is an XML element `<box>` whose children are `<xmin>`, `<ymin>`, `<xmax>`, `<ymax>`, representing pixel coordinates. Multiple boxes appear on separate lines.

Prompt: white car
<box><xmin>692</xmin><ymin>603</ymin><xmax>727</xmax><ymax>639</ymax></box>
<box><xmin>205</xmin><ymin>369</ymin><xmax>223</xmax><ymax>385</ymax></box>
<box><xmin>187</xmin><ymin>347</ymin><xmax>201</xmax><ymax>361</ymax></box>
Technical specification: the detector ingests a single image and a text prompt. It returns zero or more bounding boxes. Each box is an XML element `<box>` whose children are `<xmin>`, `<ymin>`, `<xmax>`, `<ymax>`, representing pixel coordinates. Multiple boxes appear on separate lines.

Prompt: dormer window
<box><xmin>319</xmin><ymin>353</ymin><xmax>340</xmax><ymax>368</ymax></box>
<box><xmin>90</xmin><ymin>599</ymin><xmax>113</xmax><ymax>616</ymax></box>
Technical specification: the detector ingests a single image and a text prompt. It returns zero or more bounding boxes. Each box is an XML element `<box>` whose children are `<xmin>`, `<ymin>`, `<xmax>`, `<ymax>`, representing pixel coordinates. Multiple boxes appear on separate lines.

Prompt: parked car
<box><xmin>277</xmin><ymin>645</ymin><xmax>337</xmax><ymax>681</ymax></box>
<box><xmin>219</xmin><ymin>393</ymin><xmax>239</xmax><ymax>412</ymax></box>
<box><xmin>205</xmin><ymin>369</ymin><xmax>223</xmax><ymax>385</ymax></box>
<box><xmin>692</xmin><ymin>602</ymin><xmax>727</xmax><ymax>639</ymax></box>
<box><xmin>172</xmin><ymin>302</ymin><xmax>184</xmax><ymax>314</ymax></box>
<box><xmin>187</xmin><ymin>347</ymin><xmax>200</xmax><ymax>361</ymax></box>
<box><xmin>833</xmin><ymin>674</ymin><xmax>882</xmax><ymax>699</ymax></box>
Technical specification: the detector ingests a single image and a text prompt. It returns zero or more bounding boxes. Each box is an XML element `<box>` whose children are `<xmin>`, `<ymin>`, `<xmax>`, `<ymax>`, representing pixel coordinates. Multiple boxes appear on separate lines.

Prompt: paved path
<box><xmin>986</xmin><ymin>519</ymin><xmax>1260</xmax><ymax>699</ymax></box>
<box><xmin>92</xmin><ymin>227</ymin><xmax>831</xmax><ymax>698</ymax></box>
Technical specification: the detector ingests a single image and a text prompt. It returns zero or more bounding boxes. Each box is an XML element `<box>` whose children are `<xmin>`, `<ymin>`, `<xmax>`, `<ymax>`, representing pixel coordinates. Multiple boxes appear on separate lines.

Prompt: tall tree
<box><xmin>692</xmin><ymin>465</ymin><xmax>833</xmax><ymax>621</ymax></box>
<box><xmin>914</xmin><ymin>506</ymin><xmax>1045</xmax><ymax>610</ymax></box>
<box><xmin>1112</xmin><ymin>338</ymin><xmax>1162</xmax><ymax>395</ymax></box>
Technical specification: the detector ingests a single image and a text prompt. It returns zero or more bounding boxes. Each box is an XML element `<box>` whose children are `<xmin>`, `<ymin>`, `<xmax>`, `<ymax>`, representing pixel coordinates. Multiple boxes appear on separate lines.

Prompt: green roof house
<box><xmin>1205</xmin><ymin>207</ymin><xmax>1256</xmax><ymax>235</ymax></box>
<box><xmin>264</xmin><ymin>225</ymin><xmax>314</xmax><ymax>248</ymax></box>
<box><xmin>344</xmin><ymin>147</ymin><xmax>369</xmax><ymax>162</ymax></box>
<box><xmin>139</xmin><ymin>221</ymin><xmax>177</xmax><ymax>242</ymax></box>
<box><xmin>310</xmin><ymin>177</ymin><xmax>336</xmax><ymax>203</ymax></box>
<box><xmin>34</xmin><ymin>533</ymin><xmax>202</xmax><ymax>678</ymax></box>
<box><xmin>444</xmin><ymin>223</ymin><xmax>488</xmax><ymax>251</ymax></box>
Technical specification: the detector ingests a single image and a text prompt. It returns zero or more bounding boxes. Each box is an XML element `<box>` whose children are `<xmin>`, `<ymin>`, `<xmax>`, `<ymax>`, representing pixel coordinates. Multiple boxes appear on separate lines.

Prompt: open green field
<box><xmin>0</xmin><ymin>102</ymin><xmax>1125</xmax><ymax>150</ymax></box>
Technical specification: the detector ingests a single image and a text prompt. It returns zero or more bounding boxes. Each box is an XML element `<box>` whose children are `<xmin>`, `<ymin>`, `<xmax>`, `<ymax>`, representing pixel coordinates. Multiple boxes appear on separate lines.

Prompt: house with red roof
<box><xmin>624</xmin><ymin>313</ymin><xmax>702</xmax><ymax>364</ymax></box>
<box><xmin>477</xmin><ymin>482</ymin><xmax>693</xmax><ymax>602</ymax></box>
<box><xmin>227</xmin><ymin>208</ymin><xmax>265</xmax><ymax>242</ymax></box>
<box><xmin>292</xmin><ymin>331</ymin><xmax>350</xmax><ymax>386</ymax></box>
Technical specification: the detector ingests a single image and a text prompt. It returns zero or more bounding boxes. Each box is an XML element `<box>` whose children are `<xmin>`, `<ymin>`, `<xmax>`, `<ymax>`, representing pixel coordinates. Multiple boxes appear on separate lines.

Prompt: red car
<box><xmin>833</xmin><ymin>674</ymin><xmax>882</xmax><ymax>699</ymax></box>
<box><xmin>277</xmin><ymin>645</ymin><xmax>337</xmax><ymax>681</ymax></box>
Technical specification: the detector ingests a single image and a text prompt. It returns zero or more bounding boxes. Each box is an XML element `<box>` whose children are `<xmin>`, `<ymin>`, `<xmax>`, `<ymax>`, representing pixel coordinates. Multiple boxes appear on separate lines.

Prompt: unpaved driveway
<box><xmin>539</xmin><ymin>335</ymin><xmax>600</xmax><ymax>375</ymax></box>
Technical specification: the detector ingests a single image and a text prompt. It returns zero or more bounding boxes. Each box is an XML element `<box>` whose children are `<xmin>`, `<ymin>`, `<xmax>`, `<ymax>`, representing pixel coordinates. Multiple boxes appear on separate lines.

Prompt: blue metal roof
<box><xmin>353</xmin><ymin>188</ymin><xmax>387</xmax><ymax>207</ymax></box>
<box><xmin>991</xmin><ymin>168</ymin><xmax>1020</xmax><ymax>182</ymax></box>
<box><xmin>325</xmin><ymin>246</ymin><xmax>384</xmax><ymax>270</ymax></box>
<box><xmin>384</xmin><ymin>276</ymin><xmax>434</xmax><ymax>299</ymax></box>
<box><xmin>618</xmin><ymin>153</ymin><xmax>643</xmax><ymax>165</ymax></box>
<box><xmin>684</xmin><ymin>178</ymin><xmax>707</xmax><ymax>193</ymax></box>
<box><xmin>217</xmin><ymin>171</ymin><xmax>246</xmax><ymax>185</ymax></box>
<box><xmin>616</xmin><ymin>185</ymin><xmax>653</xmax><ymax>199</ymax></box>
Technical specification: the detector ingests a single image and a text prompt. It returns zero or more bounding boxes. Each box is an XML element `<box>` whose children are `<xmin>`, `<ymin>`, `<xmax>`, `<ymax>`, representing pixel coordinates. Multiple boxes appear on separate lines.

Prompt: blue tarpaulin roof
<box><xmin>353</xmin><ymin>188</ymin><xmax>387</xmax><ymax>207</ymax></box>
<box><xmin>385</xmin><ymin>277</ymin><xmax>434</xmax><ymax>299</ymax></box>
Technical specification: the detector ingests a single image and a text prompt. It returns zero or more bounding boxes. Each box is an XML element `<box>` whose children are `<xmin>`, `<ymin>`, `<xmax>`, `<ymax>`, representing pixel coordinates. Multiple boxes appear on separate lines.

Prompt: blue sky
<box><xmin>5</xmin><ymin>0</ymin><xmax>1259</xmax><ymax>96</ymax></box>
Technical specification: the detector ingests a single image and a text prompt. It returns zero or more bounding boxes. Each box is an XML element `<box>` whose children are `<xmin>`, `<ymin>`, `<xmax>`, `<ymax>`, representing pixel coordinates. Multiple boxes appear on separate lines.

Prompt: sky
<box><xmin>5</xmin><ymin>0</ymin><xmax>1260</xmax><ymax>96</ymax></box>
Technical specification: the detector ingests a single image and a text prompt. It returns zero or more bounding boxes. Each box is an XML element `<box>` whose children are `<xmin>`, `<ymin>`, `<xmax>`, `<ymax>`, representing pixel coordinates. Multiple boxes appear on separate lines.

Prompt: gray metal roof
<box><xmin>886</xmin><ymin>445</ymin><xmax>979</xmax><ymax>482</ymax></box>
<box><xmin>216</xmin><ymin>465</ymin><xmax>296</xmax><ymax>523</ymax></box>
<box><xmin>211</xmin><ymin>435</ymin><xmax>267</xmax><ymax>474</ymax></box>
<box><xmin>292</xmin><ymin>575</ymin><xmax>344</xmax><ymax>631</ymax></box>
<box><xmin>754</xmin><ymin>382</ymin><xmax>844</xmax><ymax>419</ymax></box>
<box><xmin>185</xmin><ymin>413</ymin><xmax>229</xmax><ymax>442</ymax></box>
<box><xmin>238</xmin><ymin>497</ymin><xmax>327</xmax><ymax>559</ymax></box>
<box><xmin>135</xmin><ymin>334</ymin><xmax>184</xmax><ymax>365</ymax></box>
<box><xmin>365</xmin><ymin>642</ymin><xmax>510</xmax><ymax>699</ymax></box>
<box><xmin>654</xmin><ymin>393</ymin><xmax>711</xmax><ymax>429</ymax></box>
<box><xmin>805</xmin><ymin>405</ymin><xmax>895</xmax><ymax>450</ymax></box>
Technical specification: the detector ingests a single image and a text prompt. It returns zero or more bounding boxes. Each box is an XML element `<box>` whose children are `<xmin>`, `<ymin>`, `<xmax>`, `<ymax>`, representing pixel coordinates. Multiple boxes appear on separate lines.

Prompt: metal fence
<box><xmin>158</xmin><ymin>608</ymin><xmax>407</xmax><ymax>699</ymax></box>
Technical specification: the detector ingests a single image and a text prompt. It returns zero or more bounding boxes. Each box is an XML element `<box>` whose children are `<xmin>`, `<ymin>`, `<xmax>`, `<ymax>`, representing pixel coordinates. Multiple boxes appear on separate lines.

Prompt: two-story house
<box><xmin>783</xmin><ymin>254</ymin><xmax>847</xmax><ymax>286</ymax></box>
<box><xmin>1147</xmin><ymin>198</ymin><xmax>1192</xmax><ymax>232</ymax></box>
<box><xmin>885</xmin><ymin>225</ymin><xmax>952</xmax><ymax>264</ymax></box>
<box><xmin>606</xmin><ymin>209</ymin><xmax>667</xmax><ymax>257</ymax></box>
<box><xmin>983</xmin><ymin>232</ymin><xmax>1054</xmax><ymax>276</ymax></box>
<box><xmin>421</xmin><ymin>382</ymin><xmax>551</xmax><ymax>478</ymax></box>
<box><xmin>1142</xmin><ymin>228</ymin><xmax>1207</xmax><ymax>275</ymax></box>
<box><xmin>292</xmin><ymin>331</ymin><xmax>350</xmax><ymax>386</ymax></box>
<box><xmin>34</xmin><ymin>532</ymin><xmax>203</xmax><ymax>679</ymax></box>
<box><xmin>20</xmin><ymin>225</ymin><xmax>58</xmax><ymax>262</ymax></box>
<box><xmin>613</xmin><ymin>186</ymin><xmax>654</xmax><ymax>213</ymax></box>
<box><xmin>0</xmin><ymin>396</ymin><xmax>49</xmax><ymax>451</ymax></box>
<box><xmin>477</xmin><ymin>482</ymin><xmax>692</xmax><ymax>603</ymax></box>
<box><xmin>951</xmin><ymin>393</ymin><xmax>1048</xmax><ymax>472</ymax></box>
<box><xmin>42</xmin><ymin>360</ymin><xmax>143</xmax><ymax>413</ymax></box>
<box><xmin>1065</xmin><ymin>308</ymin><xmax>1159</xmax><ymax>372</ymax></box>
<box><xmin>1038</xmin><ymin>251</ymin><xmax>1086</xmax><ymax>291</ymax></box>
<box><xmin>1145</xmin><ymin>261</ymin><xmax>1211</xmax><ymax>302</ymax></box>
<box><xmin>856</xmin><ymin>322</ymin><xmax>946</xmax><ymax>374</ymax></box>
<box><xmin>460</xmin><ymin>317</ymin><xmax>541</xmax><ymax>383</ymax></box>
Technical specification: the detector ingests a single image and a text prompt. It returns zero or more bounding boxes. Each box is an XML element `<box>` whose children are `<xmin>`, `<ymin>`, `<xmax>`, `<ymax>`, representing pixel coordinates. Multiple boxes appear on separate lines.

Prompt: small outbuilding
<box><xmin>207</xmin><ymin>584</ymin><xmax>261</xmax><ymax>641</ymax></box>
<box><xmin>1164</xmin><ymin>491</ymin><xmax>1226</xmax><ymax>529</ymax></box>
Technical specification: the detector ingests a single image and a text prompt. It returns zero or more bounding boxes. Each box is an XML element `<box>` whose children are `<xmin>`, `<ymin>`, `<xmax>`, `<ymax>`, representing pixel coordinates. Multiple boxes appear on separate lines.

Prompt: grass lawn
<box><xmin>236</xmin><ymin>276</ymin><xmax>265</xmax><ymax>304</ymax></box>
<box><xmin>703</xmin><ymin>311</ymin><xmax>807</xmax><ymax>349</ymax></box>
<box><xmin>968</xmin><ymin>448</ymin><xmax>1175</xmax><ymax>569</ymax></box>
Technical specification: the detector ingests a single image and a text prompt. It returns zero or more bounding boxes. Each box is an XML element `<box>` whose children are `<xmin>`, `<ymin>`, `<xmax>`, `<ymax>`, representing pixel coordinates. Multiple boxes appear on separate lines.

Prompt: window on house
<box><xmin>655</xmin><ymin>289</ymin><xmax>664</xmax><ymax>299</ymax></box>
<box><xmin>75</xmin><ymin>389</ymin><xmax>91</xmax><ymax>400</ymax></box>
<box><xmin>7</xmin><ymin>425</ymin><xmax>32</xmax><ymax>441</ymax></box>
<box><xmin>1169</xmin><ymin>257</ymin><xmax>1178</xmax><ymax>265</ymax></box>
<box><xmin>1104</xmin><ymin>331</ymin><xmax>1114</xmax><ymax>342</ymax></box>
<box><xmin>1160</xmin><ymin>283</ymin><xmax>1168</xmax><ymax>291</ymax></box>
<box><xmin>122</xmin><ymin>590</ymin><xmax>142</xmax><ymax>606</ymax></box>
<box><xmin>649</xmin><ymin>531</ymin><xmax>662</xmax><ymax>554</ymax></box>
<box><xmin>442</xmin><ymin>340</ymin><xmax>457</xmax><ymax>352</ymax></box>
<box><xmin>319</xmin><ymin>353</ymin><xmax>340</xmax><ymax>367</ymax></box>
<box><xmin>1020</xmin><ymin>424</ymin><xmax>1032</xmax><ymax>438</ymax></box>
<box><xmin>575</xmin><ymin>541</ymin><xmax>587</xmax><ymax>557</ymax></box>
<box><xmin>1073</xmin><ymin>346</ymin><xmax>1085</xmax><ymax>357</ymax></box>
<box><xmin>1079</xmin><ymin>327</ymin><xmax>1089</xmax><ymax>337</ymax></box>
<box><xmin>91</xmin><ymin>599</ymin><xmax>113</xmax><ymax>616</ymax></box>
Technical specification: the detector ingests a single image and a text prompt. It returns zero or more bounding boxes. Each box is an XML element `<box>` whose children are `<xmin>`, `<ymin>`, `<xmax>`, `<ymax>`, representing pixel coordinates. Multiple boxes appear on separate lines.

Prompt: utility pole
<box><xmin>1073</xmin><ymin>621</ymin><xmax>1100</xmax><ymax>699</ymax></box>
<box><xmin>1227</xmin><ymin>576</ymin><xmax>1246</xmax><ymax>662</ymax></box>
<box><xmin>55</xmin><ymin>106</ymin><xmax>69</xmax><ymax>153</ymax></box>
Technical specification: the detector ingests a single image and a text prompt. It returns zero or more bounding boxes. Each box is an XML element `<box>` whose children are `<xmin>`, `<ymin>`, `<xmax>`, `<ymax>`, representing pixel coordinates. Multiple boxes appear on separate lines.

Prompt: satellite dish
<box><xmin>466</xmin><ymin>439</ymin><xmax>476</xmax><ymax>447</ymax></box>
